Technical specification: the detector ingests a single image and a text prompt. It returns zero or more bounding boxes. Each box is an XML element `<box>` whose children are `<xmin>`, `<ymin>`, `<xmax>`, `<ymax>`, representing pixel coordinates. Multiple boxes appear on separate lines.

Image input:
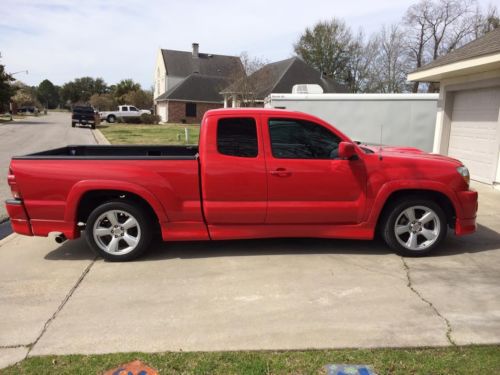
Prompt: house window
<box><xmin>217</xmin><ymin>118</ymin><xmax>258</xmax><ymax>158</ymax></box>
<box><xmin>185</xmin><ymin>103</ymin><xmax>197</xmax><ymax>117</ymax></box>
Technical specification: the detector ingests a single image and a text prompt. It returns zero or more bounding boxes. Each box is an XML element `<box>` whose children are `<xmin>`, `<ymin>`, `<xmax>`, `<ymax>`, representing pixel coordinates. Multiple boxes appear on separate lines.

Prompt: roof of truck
<box><xmin>205</xmin><ymin>108</ymin><xmax>297</xmax><ymax>116</ymax></box>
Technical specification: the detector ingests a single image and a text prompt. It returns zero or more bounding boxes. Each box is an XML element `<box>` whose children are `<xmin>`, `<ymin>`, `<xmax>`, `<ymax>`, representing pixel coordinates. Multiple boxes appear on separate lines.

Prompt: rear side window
<box><xmin>217</xmin><ymin>118</ymin><xmax>258</xmax><ymax>157</ymax></box>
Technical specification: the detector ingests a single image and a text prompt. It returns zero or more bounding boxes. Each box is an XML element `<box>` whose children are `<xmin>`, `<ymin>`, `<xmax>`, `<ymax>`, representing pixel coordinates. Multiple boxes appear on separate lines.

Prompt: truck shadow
<box><xmin>44</xmin><ymin>224</ymin><xmax>500</xmax><ymax>262</ymax></box>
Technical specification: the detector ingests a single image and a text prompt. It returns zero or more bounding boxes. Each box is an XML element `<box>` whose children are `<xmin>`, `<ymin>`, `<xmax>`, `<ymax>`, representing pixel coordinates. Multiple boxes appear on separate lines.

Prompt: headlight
<box><xmin>457</xmin><ymin>166</ymin><xmax>470</xmax><ymax>186</ymax></box>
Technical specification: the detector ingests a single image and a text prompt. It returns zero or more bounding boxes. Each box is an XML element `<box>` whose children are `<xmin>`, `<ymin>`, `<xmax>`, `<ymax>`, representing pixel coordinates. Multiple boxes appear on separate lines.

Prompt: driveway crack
<box><xmin>401</xmin><ymin>257</ymin><xmax>456</xmax><ymax>346</ymax></box>
<box><xmin>26</xmin><ymin>256</ymin><xmax>97</xmax><ymax>357</ymax></box>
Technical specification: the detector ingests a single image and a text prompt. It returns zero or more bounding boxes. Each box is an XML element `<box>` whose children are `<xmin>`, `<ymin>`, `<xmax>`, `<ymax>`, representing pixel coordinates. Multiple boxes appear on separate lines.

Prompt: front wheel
<box><xmin>381</xmin><ymin>199</ymin><xmax>447</xmax><ymax>257</ymax></box>
<box><xmin>85</xmin><ymin>201</ymin><xmax>152</xmax><ymax>261</ymax></box>
<box><xmin>107</xmin><ymin>115</ymin><xmax>116</xmax><ymax>123</ymax></box>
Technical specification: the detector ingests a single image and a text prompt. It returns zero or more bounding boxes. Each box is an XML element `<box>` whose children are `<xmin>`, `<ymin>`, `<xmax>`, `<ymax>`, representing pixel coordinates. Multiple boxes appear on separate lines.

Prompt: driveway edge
<box><xmin>92</xmin><ymin>128</ymin><xmax>110</xmax><ymax>145</ymax></box>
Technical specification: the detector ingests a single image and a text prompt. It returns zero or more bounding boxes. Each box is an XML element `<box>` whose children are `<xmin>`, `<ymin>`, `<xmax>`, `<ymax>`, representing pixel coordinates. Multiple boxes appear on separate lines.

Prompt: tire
<box><xmin>85</xmin><ymin>200</ymin><xmax>152</xmax><ymax>261</ymax></box>
<box><xmin>71</xmin><ymin>122</ymin><xmax>76</xmax><ymax>127</ymax></box>
<box><xmin>107</xmin><ymin>115</ymin><xmax>116</xmax><ymax>123</ymax></box>
<box><xmin>381</xmin><ymin>198</ymin><xmax>447</xmax><ymax>257</ymax></box>
<box><xmin>91</xmin><ymin>123</ymin><xmax>96</xmax><ymax>129</ymax></box>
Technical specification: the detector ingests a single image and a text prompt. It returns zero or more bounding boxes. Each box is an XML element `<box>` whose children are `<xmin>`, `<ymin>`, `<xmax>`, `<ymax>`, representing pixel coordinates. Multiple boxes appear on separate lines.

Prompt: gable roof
<box><xmin>155</xmin><ymin>74</ymin><xmax>228</xmax><ymax>103</ymax></box>
<box><xmin>411</xmin><ymin>27</ymin><xmax>500</xmax><ymax>74</ymax></box>
<box><xmin>222</xmin><ymin>57</ymin><xmax>347</xmax><ymax>98</ymax></box>
<box><xmin>161</xmin><ymin>49</ymin><xmax>243</xmax><ymax>78</ymax></box>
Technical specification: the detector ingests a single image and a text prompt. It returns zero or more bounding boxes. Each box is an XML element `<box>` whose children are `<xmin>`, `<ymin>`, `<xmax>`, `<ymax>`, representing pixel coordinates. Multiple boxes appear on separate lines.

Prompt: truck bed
<box><xmin>13</xmin><ymin>145</ymin><xmax>199</xmax><ymax>160</ymax></box>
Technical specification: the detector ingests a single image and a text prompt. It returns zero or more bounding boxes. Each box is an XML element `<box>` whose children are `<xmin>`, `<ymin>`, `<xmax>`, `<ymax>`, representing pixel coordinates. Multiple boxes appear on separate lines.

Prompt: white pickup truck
<box><xmin>99</xmin><ymin>105</ymin><xmax>151</xmax><ymax>123</ymax></box>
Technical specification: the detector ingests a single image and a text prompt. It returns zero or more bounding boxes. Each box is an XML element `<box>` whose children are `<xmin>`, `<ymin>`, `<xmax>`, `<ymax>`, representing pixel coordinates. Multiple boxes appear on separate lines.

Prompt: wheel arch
<box><xmin>375</xmin><ymin>188</ymin><xmax>456</xmax><ymax>233</ymax></box>
<box><xmin>65</xmin><ymin>180</ymin><xmax>168</xmax><ymax>225</ymax></box>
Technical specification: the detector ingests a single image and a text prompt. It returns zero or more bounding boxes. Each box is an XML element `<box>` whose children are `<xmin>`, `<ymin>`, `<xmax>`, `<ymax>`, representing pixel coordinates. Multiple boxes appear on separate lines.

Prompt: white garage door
<box><xmin>448</xmin><ymin>86</ymin><xmax>500</xmax><ymax>184</ymax></box>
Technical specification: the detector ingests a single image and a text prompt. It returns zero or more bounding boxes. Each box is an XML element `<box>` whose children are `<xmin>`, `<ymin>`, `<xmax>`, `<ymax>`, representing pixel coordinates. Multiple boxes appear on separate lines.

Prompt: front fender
<box><xmin>366</xmin><ymin>180</ymin><xmax>463</xmax><ymax>226</ymax></box>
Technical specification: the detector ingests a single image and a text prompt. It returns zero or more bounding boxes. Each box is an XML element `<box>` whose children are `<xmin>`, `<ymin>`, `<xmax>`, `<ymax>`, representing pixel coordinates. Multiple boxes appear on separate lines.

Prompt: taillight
<box><xmin>7</xmin><ymin>168</ymin><xmax>21</xmax><ymax>199</ymax></box>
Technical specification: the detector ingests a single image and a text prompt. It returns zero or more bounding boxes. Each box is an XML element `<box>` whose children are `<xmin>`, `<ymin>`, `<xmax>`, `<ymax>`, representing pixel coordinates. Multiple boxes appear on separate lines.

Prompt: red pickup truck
<box><xmin>5</xmin><ymin>108</ymin><xmax>477</xmax><ymax>261</ymax></box>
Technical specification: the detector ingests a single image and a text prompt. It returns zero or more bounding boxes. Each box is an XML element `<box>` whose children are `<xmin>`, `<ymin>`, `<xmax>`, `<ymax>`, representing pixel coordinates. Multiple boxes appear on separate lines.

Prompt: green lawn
<box><xmin>3</xmin><ymin>346</ymin><xmax>500</xmax><ymax>374</ymax></box>
<box><xmin>99</xmin><ymin>123</ymin><xmax>200</xmax><ymax>145</ymax></box>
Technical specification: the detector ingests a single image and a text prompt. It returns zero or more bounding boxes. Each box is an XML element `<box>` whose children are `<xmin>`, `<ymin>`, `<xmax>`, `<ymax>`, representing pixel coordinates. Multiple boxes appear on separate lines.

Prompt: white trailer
<box><xmin>264</xmin><ymin>93</ymin><xmax>439</xmax><ymax>152</ymax></box>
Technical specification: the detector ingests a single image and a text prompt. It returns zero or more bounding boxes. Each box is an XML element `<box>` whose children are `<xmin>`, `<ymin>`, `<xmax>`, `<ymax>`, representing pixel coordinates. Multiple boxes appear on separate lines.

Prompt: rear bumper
<box><xmin>455</xmin><ymin>189</ymin><xmax>478</xmax><ymax>236</ymax></box>
<box><xmin>5</xmin><ymin>199</ymin><xmax>33</xmax><ymax>236</ymax></box>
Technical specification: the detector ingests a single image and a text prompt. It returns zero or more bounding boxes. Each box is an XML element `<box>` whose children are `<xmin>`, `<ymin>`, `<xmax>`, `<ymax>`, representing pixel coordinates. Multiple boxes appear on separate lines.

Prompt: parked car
<box><xmin>17</xmin><ymin>106</ymin><xmax>39</xmax><ymax>114</ymax></box>
<box><xmin>99</xmin><ymin>105</ymin><xmax>151</xmax><ymax>123</ymax></box>
<box><xmin>72</xmin><ymin>106</ymin><xmax>100</xmax><ymax>129</ymax></box>
<box><xmin>5</xmin><ymin>108</ymin><xmax>477</xmax><ymax>261</ymax></box>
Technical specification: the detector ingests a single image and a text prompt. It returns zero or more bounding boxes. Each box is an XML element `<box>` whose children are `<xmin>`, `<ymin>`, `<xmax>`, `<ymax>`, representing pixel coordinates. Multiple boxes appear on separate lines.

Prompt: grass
<box><xmin>3</xmin><ymin>346</ymin><xmax>500</xmax><ymax>374</ymax></box>
<box><xmin>99</xmin><ymin>123</ymin><xmax>200</xmax><ymax>145</ymax></box>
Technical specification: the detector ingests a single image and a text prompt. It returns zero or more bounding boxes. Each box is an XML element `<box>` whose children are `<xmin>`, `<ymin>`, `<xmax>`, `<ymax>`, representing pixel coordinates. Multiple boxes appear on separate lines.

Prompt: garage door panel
<box><xmin>448</xmin><ymin>87</ymin><xmax>500</xmax><ymax>184</ymax></box>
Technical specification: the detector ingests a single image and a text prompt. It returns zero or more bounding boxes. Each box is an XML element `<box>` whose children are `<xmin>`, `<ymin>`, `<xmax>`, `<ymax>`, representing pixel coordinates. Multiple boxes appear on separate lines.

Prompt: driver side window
<box><xmin>268</xmin><ymin>119</ymin><xmax>341</xmax><ymax>159</ymax></box>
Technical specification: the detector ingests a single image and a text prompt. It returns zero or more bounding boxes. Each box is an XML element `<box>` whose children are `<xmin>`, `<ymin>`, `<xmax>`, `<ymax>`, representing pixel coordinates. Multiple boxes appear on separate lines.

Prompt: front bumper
<box><xmin>455</xmin><ymin>189</ymin><xmax>478</xmax><ymax>236</ymax></box>
<box><xmin>5</xmin><ymin>199</ymin><xmax>33</xmax><ymax>236</ymax></box>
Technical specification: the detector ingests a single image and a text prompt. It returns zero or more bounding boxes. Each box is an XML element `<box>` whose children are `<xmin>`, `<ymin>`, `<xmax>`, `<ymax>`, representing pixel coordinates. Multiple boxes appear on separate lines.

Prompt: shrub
<box><xmin>140</xmin><ymin>113</ymin><xmax>161</xmax><ymax>124</ymax></box>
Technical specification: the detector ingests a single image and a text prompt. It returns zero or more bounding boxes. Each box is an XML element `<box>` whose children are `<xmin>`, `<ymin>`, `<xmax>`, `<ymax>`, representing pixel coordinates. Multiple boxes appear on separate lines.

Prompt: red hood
<box><xmin>363</xmin><ymin>145</ymin><xmax>463</xmax><ymax>165</ymax></box>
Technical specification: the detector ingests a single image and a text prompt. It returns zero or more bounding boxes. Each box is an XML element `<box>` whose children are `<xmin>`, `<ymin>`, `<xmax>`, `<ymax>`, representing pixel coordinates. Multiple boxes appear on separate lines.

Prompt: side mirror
<box><xmin>338</xmin><ymin>142</ymin><xmax>357</xmax><ymax>160</ymax></box>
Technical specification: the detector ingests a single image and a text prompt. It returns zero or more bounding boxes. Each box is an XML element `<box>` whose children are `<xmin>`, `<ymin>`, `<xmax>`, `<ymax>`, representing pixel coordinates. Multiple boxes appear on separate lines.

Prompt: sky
<box><xmin>1</xmin><ymin>0</ymin><xmax>497</xmax><ymax>88</ymax></box>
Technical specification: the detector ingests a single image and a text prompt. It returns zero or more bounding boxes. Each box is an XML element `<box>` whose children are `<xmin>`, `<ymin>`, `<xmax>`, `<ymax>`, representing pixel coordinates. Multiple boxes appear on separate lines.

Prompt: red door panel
<box><xmin>263</xmin><ymin>116</ymin><xmax>366</xmax><ymax>225</ymax></box>
<box><xmin>200</xmin><ymin>115</ymin><xmax>267</xmax><ymax>224</ymax></box>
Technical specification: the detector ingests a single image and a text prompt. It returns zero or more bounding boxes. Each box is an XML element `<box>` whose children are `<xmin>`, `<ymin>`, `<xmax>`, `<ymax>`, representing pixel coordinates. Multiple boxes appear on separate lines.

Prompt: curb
<box><xmin>92</xmin><ymin>128</ymin><xmax>110</xmax><ymax>145</ymax></box>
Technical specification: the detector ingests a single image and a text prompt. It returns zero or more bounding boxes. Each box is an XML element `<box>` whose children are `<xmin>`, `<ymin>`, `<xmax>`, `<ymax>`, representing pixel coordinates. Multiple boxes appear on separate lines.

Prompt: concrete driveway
<box><xmin>0</xmin><ymin>182</ymin><xmax>499</xmax><ymax>368</ymax></box>
<box><xmin>0</xmin><ymin>112</ymin><xmax>96</xmax><ymax>220</ymax></box>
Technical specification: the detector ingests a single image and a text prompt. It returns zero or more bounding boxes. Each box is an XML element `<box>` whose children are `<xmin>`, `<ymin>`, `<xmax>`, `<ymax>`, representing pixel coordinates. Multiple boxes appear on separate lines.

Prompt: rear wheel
<box><xmin>107</xmin><ymin>115</ymin><xmax>116</xmax><ymax>123</ymax></box>
<box><xmin>381</xmin><ymin>198</ymin><xmax>447</xmax><ymax>257</ymax></box>
<box><xmin>85</xmin><ymin>201</ymin><xmax>152</xmax><ymax>261</ymax></box>
<box><xmin>71</xmin><ymin>122</ymin><xmax>76</xmax><ymax>127</ymax></box>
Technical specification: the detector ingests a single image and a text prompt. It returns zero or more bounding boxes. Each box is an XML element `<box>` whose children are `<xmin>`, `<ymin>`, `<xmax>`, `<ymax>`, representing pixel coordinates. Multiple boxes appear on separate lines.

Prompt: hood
<box><xmin>363</xmin><ymin>145</ymin><xmax>464</xmax><ymax>166</ymax></box>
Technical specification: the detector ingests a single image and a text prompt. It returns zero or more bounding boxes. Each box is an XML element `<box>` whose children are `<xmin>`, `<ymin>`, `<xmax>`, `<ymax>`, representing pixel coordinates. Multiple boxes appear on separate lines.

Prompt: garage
<box><xmin>448</xmin><ymin>87</ymin><xmax>500</xmax><ymax>183</ymax></box>
<box><xmin>407</xmin><ymin>27</ymin><xmax>500</xmax><ymax>186</ymax></box>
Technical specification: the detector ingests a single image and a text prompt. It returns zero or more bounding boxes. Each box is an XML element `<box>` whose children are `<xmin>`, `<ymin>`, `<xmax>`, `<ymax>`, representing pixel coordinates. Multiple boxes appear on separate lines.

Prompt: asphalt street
<box><xmin>0</xmin><ymin>112</ymin><xmax>96</xmax><ymax>221</ymax></box>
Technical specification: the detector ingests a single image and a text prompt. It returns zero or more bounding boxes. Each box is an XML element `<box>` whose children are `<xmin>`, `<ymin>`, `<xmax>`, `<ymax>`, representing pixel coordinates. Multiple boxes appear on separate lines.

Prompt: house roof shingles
<box><xmin>412</xmin><ymin>27</ymin><xmax>500</xmax><ymax>73</ymax></box>
<box><xmin>222</xmin><ymin>57</ymin><xmax>347</xmax><ymax>99</ymax></box>
<box><xmin>156</xmin><ymin>74</ymin><xmax>229</xmax><ymax>103</ymax></box>
<box><xmin>161</xmin><ymin>49</ymin><xmax>243</xmax><ymax>78</ymax></box>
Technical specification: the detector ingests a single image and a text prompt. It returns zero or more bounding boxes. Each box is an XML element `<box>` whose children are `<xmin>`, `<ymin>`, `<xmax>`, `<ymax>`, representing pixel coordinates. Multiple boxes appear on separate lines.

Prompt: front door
<box><xmin>263</xmin><ymin>117</ymin><xmax>366</xmax><ymax>224</ymax></box>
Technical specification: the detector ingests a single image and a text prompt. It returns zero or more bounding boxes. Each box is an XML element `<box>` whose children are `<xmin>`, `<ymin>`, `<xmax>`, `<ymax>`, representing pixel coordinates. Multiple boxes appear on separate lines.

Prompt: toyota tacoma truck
<box><xmin>5</xmin><ymin>108</ymin><xmax>477</xmax><ymax>261</ymax></box>
<box><xmin>99</xmin><ymin>105</ymin><xmax>151</xmax><ymax>123</ymax></box>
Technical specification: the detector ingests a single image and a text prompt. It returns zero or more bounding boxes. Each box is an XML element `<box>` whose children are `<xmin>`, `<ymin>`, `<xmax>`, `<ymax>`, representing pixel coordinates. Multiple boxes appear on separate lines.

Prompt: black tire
<box><xmin>91</xmin><ymin>123</ymin><xmax>96</xmax><ymax>129</ymax></box>
<box><xmin>381</xmin><ymin>198</ymin><xmax>447</xmax><ymax>257</ymax></box>
<box><xmin>71</xmin><ymin>122</ymin><xmax>76</xmax><ymax>127</ymax></box>
<box><xmin>107</xmin><ymin>115</ymin><xmax>116</xmax><ymax>123</ymax></box>
<box><xmin>85</xmin><ymin>200</ymin><xmax>152</xmax><ymax>261</ymax></box>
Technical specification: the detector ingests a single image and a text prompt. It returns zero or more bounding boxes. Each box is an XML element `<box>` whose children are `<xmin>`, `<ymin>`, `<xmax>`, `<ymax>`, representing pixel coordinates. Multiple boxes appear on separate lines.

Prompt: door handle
<box><xmin>270</xmin><ymin>168</ymin><xmax>292</xmax><ymax>177</ymax></box>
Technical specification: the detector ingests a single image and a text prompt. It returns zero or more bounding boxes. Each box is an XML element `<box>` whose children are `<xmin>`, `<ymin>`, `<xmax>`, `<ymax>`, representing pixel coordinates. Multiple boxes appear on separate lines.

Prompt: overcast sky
<box><xmin>1</xmin><ymin>0</ymin><xmax>496</xmax><ymax>88</ymax></box>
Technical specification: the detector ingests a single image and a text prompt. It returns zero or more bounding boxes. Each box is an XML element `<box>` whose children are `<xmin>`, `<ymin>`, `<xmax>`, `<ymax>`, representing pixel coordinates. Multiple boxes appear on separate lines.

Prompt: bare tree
<box><xmin>345</xmin><ymin>31</ymin><xmax>380</xmax><ymax>92</ymax></box>
<box><xmin>371</xmin><ymin>25</ymin><xmax>412</xmax><ymax>93</ymax></box>
<box><xmin>404</xmin><ymin>0</ymin><xmax>433</xmax><ymax>92</ymax></box>
<box><xmin>403</xmin><ymin>0</ymin><xmax>497</xmax><ymax>92</ymax></box>
<box><xmin>222</xmin><ymin>52</ymin><xmax>268</xmax><ymax>107</ymax></box>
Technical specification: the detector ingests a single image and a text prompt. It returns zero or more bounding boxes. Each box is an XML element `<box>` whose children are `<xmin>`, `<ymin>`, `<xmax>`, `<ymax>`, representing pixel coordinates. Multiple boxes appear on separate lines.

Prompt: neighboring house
<box><xmin>154</xmin><ymin>43</ymin><xmax>243</xmax><ymax>123</ymax></box>
<box><xmin>408</xmin><ymin>28</ymin><xmax>500</xmax><ymax>186</ymax></box>
<box><xmin>221</xmin><ymin>57</ymin><xmax>347</xmax><ymax>107</ymax></box>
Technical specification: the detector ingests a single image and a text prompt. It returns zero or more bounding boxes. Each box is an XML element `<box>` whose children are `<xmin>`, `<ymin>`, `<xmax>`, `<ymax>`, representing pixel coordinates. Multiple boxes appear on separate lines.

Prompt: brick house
<box><xmin>153</xmin><ymin>43</ymin><xmax>243</xmax><ymax>123</ymax></box>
